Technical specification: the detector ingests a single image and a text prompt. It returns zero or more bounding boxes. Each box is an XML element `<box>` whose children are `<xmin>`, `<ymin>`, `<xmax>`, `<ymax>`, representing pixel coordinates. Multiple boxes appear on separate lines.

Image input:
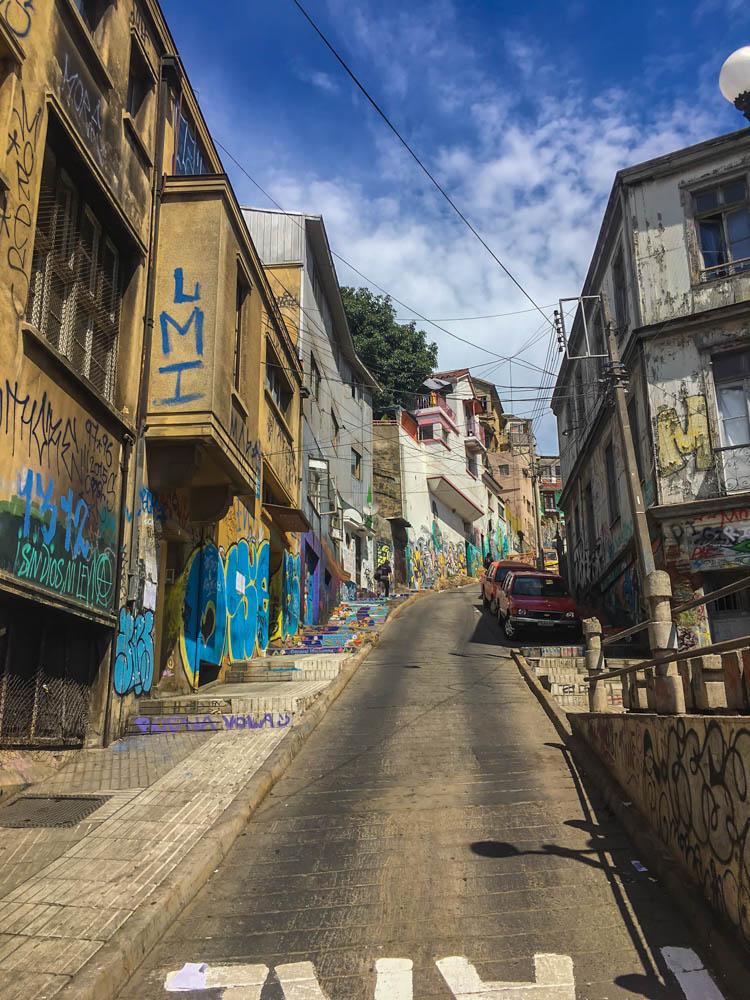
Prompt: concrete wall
<box><xmin>572</xmin><ymin>711</ymin><xmax>750</xmax><ymax>951</ymax></box>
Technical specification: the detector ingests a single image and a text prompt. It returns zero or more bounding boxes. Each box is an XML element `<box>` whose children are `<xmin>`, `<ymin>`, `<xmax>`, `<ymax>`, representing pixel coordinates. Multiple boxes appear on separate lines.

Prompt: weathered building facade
<box><xmin>243</xmin><ymin>209</ymin><xmax>378</xmax><ymax>622</ymax></box>
<box><xmin>553</xmin><ymin>128</ymin><xmax>750</xmax><ymax>646</ymax></box>
<box><xmin>0</xmin><ymin>0</ymin><xmax>303</xmax><ymax>746</ymax></box>
<box><xmin>485</xmin><ymin>415</ymin><xmax>539</xmax><ymax>563</ymax></box>
<box><xmin>538</xmin><ymin>455</ymin><xmax>564</xmax><ymax>570</ymax></box>
<box><xmin>373</xmin><ymin>371</ymin><xmax>505</xmax><ymax>588</ymax></box>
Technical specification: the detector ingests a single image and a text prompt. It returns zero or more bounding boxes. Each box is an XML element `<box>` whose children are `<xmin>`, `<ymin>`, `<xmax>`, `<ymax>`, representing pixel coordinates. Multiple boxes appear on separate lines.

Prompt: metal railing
<box><xmin>415</xmin><ymin>394</ymin><xmax>456</xmax><ymax>421</ymax></box>
<box><xmin>585</xmin><ymin>574</ymin><xmax>750</xmax><ymax>714</ymax></box>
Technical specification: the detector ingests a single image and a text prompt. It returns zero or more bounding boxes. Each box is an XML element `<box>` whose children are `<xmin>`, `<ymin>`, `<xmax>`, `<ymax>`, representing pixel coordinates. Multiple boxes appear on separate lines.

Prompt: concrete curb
<box><xmin>511</xmin><ymin>649</ymin><xmax>750</xmax><ymax>999</ymax></box>
<box><xmin>58</xmin><ymin>590</ymin><xmax>426</xmax><ymax>1000</ymax></box>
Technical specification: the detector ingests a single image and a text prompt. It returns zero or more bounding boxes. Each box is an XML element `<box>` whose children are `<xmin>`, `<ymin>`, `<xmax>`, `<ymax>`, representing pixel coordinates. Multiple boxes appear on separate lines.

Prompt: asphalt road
<box><xmin>118</xmin><ymin>587</ymin><xmax>733</xmax><ymax>1000</ymax></box>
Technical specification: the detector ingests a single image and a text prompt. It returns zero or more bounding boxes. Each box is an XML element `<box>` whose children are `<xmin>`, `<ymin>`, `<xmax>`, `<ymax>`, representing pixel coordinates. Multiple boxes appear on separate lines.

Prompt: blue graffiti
<box><xmin>154</xmin><ymin>268</ymin><xmax>204</xmax><ymax>406</ymax></box>
<box><xmin>133</xmin><ymin>712</ymin><xmax>292</xmax><ymax>734</ymax></box>
<box><xmin>2</xmin><ymin>0</ymin><xmax>35</xmax><ymax>39</ymax></box>
<box><xmin>282</xmin><ymin>550</ymin><xmax>301</xmax><ymax>638</ymax></box>
<box><xmin>16</xmin><ymin>470</ymin><xmax>89</xmax><ymax>556</ymax></box>
<box><xmin>181</xmin><ymin>539</ymin><xmax>271</xmax><ymax>684</ymax></box>
<box><xmin>114</xmin><ymin>608</ymin><xmax>154</xmax><ymax>696</ymax></box>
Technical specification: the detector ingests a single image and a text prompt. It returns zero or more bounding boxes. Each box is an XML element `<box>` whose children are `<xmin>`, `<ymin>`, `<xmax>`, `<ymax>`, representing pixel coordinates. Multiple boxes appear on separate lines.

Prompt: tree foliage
<box><xmin>340</xmin><ymin>286</ymin><xmax>438</xmax><ymax>414</ymax></box>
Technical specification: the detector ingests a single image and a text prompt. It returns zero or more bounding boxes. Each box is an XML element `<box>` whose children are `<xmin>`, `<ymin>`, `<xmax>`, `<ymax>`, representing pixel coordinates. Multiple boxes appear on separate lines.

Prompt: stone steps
<box><xmin>126</xmin><ymin>680</ymin><xmax>329</xmax><ymax>735</ymax></box>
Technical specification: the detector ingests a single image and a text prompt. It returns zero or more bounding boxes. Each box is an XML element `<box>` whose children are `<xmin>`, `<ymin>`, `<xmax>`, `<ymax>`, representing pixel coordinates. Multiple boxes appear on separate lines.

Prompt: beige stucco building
<box><xmin>0</xmin><ymin>0</ymin><xmax>303</xmax><ymax>746</ymax></box>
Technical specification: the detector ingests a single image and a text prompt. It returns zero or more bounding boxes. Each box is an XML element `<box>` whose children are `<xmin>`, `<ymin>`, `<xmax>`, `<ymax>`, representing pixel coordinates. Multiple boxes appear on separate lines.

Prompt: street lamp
<box><xmin>719</xmin><ymin>47</ymin><xmax>750</xmax><ymax>121</ymax></box>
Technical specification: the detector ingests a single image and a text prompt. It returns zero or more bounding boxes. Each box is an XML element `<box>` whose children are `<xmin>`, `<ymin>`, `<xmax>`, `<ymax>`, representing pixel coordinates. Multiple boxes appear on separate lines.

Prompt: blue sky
<box><xmin>161</xmin><ymin>0</ymin><xmax>750</xmax><ymax>452</ymax></box>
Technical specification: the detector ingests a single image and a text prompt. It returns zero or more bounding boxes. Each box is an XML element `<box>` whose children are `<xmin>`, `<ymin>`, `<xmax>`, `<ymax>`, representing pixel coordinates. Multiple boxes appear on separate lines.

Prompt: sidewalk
<box><xmin>0</xmin><ymin>727</ymin><xmax>286</xmax><ymax>999</ymax></box>
<box><xmin>0</xmin><ymin>592</ymin><xmax>423</xmax><ymax>1000</ymax></box>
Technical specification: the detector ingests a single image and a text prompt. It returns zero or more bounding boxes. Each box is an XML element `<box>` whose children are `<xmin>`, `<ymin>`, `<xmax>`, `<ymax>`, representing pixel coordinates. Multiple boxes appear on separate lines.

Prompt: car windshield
<box><xmin>512</xmin><ymin>575</ymin><xmax>569</xmax><ymax>597</ymax></box>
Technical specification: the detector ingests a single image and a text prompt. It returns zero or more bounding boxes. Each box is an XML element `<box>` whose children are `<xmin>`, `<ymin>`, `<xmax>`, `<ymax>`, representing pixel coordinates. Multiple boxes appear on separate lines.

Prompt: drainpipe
<box><xmin>127</xmin><ymin>55</ymin><xmax>181</xmax><ymax>598</ymax></box>
<box><xmin>102</xmin><ymin>432</ymin><xmax>133</xmax><ymax>746</ymax></box>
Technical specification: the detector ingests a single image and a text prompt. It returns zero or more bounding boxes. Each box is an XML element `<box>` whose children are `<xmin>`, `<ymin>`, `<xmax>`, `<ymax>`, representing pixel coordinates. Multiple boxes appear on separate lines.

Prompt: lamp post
<box><xmin>719</xmin><ymin>47</ymin><xmax>750</xmax><ymax>120</ymax></box>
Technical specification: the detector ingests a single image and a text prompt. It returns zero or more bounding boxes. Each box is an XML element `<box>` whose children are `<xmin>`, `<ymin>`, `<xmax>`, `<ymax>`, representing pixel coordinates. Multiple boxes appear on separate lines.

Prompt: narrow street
<box><xmin>119</xmin><ymin>588</ymin><xmax>729</xmax><ymax>1000</ymax></box>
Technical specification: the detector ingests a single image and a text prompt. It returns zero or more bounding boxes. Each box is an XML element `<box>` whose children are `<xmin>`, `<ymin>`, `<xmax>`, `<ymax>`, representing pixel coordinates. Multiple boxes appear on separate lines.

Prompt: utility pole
<box><xmin>601</xmin><ymin>296</ymin><xmax>681</xmax><ymax>713</ymax></box>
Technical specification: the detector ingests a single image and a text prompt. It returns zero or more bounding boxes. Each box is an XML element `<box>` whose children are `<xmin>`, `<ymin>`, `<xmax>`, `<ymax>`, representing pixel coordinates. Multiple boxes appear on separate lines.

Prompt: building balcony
<box><xmin>716</xmin><ymin>444</ymin><xmax>750</xmax><ymax>494</ymax></box>
<box><xmin>464</xmin><ymin>416</ymin><xmax>486</xmax><ymax>453</ymax></box>
<box><xmin>415</xmin><ymin>394</ymin><xmax>456</xmax><ymax>423</ymax></box>
<box><xmin>427</xmin><ymin>475</ymin><xmax>484</xmax><ymax>522</ymax></box>
<box><xmin>146</xmin><ymin>175</ymin><xmax>264</xmax><ymax>519</ymax></box>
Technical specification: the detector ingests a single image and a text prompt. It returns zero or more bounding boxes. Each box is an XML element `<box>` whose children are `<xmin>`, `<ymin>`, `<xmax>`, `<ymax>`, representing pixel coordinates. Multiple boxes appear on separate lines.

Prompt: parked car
<box><xmin>481</xmin><ymin>560</ymin><xmax>533</xmax><ymax>613</ymax></box>
<box><xmin>496</xmin><ymin>570</ymin><xmax>581</xmax><ymax>639</ymax></box>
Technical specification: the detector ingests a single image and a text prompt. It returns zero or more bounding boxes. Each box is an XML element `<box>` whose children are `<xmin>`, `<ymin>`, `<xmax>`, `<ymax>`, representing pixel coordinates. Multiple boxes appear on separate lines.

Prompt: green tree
<box><xmin>340</xmin><ymin>286</ymin><xmax>439</xmax><ymax>414</ymax></box>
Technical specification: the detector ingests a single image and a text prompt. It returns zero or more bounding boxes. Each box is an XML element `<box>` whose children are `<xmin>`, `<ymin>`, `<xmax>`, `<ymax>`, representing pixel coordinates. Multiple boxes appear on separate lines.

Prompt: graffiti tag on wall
<box><xmin>114</xmin><ymin>609</ymin><xmax>154</xmax><ymax>695</ymax></box>
<box><xmin>153</xmin><ymin>268</ymin><xmax>205</xmax><ymax>407</ymax></box>
<box><xmin>665</xmin><ymin>508</ymin><xmax>750</xmax><ymax>571</ymax></box>
<box><xmin>656</xmin><ymin>394</ymin><xmax>711</xmax><ymax>478</ymax></box>
<box><xmin>3</xmin><ymin>87</ymin><xmax>41</xmax><ymax>316</ymax></box>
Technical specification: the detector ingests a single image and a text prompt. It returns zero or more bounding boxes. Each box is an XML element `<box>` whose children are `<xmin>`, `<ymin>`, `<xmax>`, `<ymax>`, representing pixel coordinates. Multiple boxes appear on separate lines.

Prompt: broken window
<box><xmin>695</xmin><ymin>179</ymin><xmax>750</xmax><ymax>280</ymax></box>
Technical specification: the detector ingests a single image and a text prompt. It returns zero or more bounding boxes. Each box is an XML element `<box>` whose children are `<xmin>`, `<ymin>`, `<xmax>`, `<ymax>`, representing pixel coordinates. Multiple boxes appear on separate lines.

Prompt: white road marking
<box><xmin>436</xmin><ymin>954</ymin><xmax>575</xmax><ymax>999</ymax></box>
<box><xmin>661</xmin><ymin>947</ymin><xmax>726</xmax><ymax>1000</ymax></box>
<box><xmin>165</xmin><ymin>963</ymin><xmax>268</xmax><ymax>995</ymax></box>
<box><xmin>275</xmin><ymin>961</ymin><xmax>332</xmax><ymax>999</ymax></box>
<box><xmin>374</xmin><ymin>958</ymin><xmax>413</xmax><ymax>1000</ymax></box>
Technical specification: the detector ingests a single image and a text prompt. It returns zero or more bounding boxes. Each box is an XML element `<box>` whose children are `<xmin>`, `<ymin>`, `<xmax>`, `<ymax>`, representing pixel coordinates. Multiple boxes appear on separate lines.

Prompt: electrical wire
<box><xmin>292</xmin><ymin>0</ymin><xmax>554</xmax><ymax>333</ymax></box>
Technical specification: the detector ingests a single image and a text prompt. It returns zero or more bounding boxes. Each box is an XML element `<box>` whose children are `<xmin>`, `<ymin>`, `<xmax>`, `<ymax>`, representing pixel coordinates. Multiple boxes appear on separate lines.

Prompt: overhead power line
<box><xmin>215</xmin><ymin>139</ymin><xmax>556</xmax><ymax>378</ymax></box>
<box><xmin>292</xmin><ymin>0</ymin><xmax>554</xmax><ymax>333</ymax></box>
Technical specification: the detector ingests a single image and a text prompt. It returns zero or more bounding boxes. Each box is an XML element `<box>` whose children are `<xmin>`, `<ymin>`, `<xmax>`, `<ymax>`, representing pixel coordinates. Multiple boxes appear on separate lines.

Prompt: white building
<box><xmin>374</xmin><ymin>370</ymin><xmax>505</xmax><ymax>588</ymax></box>
<box><xmin>552</xmin><ymin>127</ymin><xmax>750</xmax><ymax>647</ymax></box>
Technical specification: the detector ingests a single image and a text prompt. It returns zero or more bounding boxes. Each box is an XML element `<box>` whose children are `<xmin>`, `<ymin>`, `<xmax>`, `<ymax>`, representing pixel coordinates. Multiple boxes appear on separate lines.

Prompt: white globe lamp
<box><xmin>719</xmin><ymin>47</ymin><xmax>750</xmax><ymax>121</ymax></box>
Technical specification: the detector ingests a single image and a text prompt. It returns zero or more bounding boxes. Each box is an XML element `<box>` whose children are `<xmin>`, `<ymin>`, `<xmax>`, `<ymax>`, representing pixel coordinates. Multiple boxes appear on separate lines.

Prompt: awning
<box><xmin>263</xmin><ymin>503</ymin><xmax>312</xmax><ymax>533</ymax></box>
<box><xmin>320</xmin><ymin>536</ymin><xmax>351</xmax><ymax>582</ymax></box>
<box><xmin>427</xmin><ymin>475</ymin><xmax>484</xmax><ymax>522</ymax></box>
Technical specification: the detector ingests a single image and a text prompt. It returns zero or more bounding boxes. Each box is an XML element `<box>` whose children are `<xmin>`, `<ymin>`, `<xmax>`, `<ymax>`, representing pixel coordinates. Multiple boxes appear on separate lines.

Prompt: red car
<box><xmin>496</xmin><ymin>570</ymin><xmax>581</xmax><ymax>640</ymax></box>
<box><xmin>480</xmin><ymin>560</ymin><xmax>532</xmax><ymax>614</ymax></box>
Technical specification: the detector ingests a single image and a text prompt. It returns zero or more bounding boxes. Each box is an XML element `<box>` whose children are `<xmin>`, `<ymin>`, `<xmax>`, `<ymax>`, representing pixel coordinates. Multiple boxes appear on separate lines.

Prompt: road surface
<box><xmin>117</xmin><ymin>587</ymin><xmax>731</xmax><ymax>1000</ymax></box>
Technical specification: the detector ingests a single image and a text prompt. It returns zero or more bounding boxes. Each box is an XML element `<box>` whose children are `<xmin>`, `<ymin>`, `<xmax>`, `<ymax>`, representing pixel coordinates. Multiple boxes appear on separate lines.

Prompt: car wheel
<box><xmin>482</xmin><ymin>592</ymin><xmax>489</xmax><ymax>608</ymax></box>
<box><xmin>490</xmin><ymin>596</ymin><xmax>497</xmax><ymax>613</ymax></box>
<box><xmin>503</xmin><ymin>615</ymin><xmax>515</xmax><ymax>639</ymax></box>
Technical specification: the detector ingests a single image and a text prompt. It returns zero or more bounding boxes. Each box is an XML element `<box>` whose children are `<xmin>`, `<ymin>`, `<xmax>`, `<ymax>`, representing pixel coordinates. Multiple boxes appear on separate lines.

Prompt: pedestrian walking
<box><xmin>375</xmin><ymin>560</ymin><xmax>392</xmax><ymax>598</ymax></box>
<box><xmin>483</xmin><ymin>551</ymin><xmax>493</xmax><ymax>571</ymax></box>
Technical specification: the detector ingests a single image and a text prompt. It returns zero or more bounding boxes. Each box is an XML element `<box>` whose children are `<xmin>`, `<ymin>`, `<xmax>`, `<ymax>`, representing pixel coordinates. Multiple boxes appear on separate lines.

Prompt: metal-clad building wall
<box><xmin>242</xmin><ymin>208</ymin><xmax>305</xmax><ymax>264</ymax></box>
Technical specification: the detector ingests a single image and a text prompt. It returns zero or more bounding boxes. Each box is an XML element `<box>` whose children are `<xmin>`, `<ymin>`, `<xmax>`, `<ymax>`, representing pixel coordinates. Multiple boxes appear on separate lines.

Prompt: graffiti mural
<box><xmin>0</xmin><ymin>381</ymin><xmax>121</xmax><ymax>615</ymax></box>
<box><xmin>178</xmin><ymin>538</ymin><xmax>271</xmax><ymax>687</ymax></box>
<box><xmin>408</xmin><ymin>521</ymin><xmax>467</xmax><ymax>590</ymax></box>
<box><xmin>664</xmin><ymin>508</ymin><xmax>750</xmax><ymax>571</ymax></box>
<box><xmin>466</xmin><ymin>541</ymin><xmax>481</xmax><ymax>577</ymax></box>
<box><xmin>376</xmin><ymin>541</ymin><xmax>392</xmax><ymax>567</ymax></box>
<box><xmin>282</xmin><ymin>550</ymin><xmax>301</xmax><ymax>639</ymax></box>
<box><xmin>114</xmin><ymin>608</ymin><xmax>155</xmax><ymax>696</ymax></box>
<box><xmin>656</xmin><ymin>394</ymin><xmax>712</xmax><ymax>478</ymax></box>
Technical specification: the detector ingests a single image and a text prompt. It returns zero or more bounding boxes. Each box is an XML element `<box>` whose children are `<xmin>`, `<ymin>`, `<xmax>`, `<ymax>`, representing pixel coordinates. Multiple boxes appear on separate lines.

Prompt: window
<box><xmin>694</xmin><ymin>180</ymin><xmax>750</xmax><ymax>280</ymax></box>
<box><xmin>498</xmin><ymin>464</ymin><xmax>510</xmax><ymax>476</ymax></box>
<box><xmin>613</xmin><ymin>249</ymin><xmax>629</xmax><ymax>334</ymax></box>
<box><xmin>309</xmin><ymin>354</ymin><xmax>321</xmax><ymax>400</ymax></box>
<box><xmin>173</xmin><ymin>103</ymin><xmax>209</xmax><ymax>176</ymax></box>
<box><xmin>351</xmin><ymin>448</ymin><xmax>361</xmax><ymax>481</ymax></box>
<box><xmin>27</xmin><ymin>148</ymin><xmax>120</xmax><ymax>401</ymax></box>
<box><xmin>512</xmin><ymin>575</ymin><xmax>569</xmax><ymax>597</ymax></box>
<box><xmin>126</xmin><ymin>38</ymin><xmax>154</xmax><ymax>124</ymax></box>
<box><xmin>265</xmin><ymin>345</ymin><xmax>292</xmax><ymax>414</ymax></box>
<box><xmin>467</xmin><ymin>454</ymin><xmax>478</xmax><ymax>477</ymax></box>
<box><xmin>73</xmin><ymin>0</ymin><xmax>101</xmax><ymax>30</ymax></box>
<box><xmin>627</xmin><ymin>396</ymin><xmax>645</xmax><ymax>481</ymax></box>
<box><xmin>418</xmin><ymin>423</ymin><xmax>434</xmax><ymax>441</ymax></box>
<box><xmin>331</xmin><ymin>410</ymin><xmax>339</xmax><ymax>451</ymax></box>
<box><xmin>544</xmin><ymin>492</ymin><xmax>556</xmax><ymax>512</ymax></box>
<box><xmin>234</xmin><ymin>275</ymin><xmax>249</xmax><ymax>391</ymax></box>
<box><xmin>575</xmin><ymin>367</ymin><xmax>586</xmax><ymax>427</ymax></box>
<box><xmin>605</xmin><ymin>441</ymin><xmax>619</xmax><ymax>523</ymax></box>
<box><xmin>714</xmin><ymin>348</ymin><xmax>750</xmax><ymax>447</ymax></box>
<box><xmin>584</xmin><ymin>481</ymin><xmax>596</xmax><ymax>550</ymax></box>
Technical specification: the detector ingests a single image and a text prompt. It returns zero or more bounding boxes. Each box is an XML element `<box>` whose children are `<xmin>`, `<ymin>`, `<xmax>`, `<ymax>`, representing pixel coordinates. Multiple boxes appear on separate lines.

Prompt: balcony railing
<box><xmin>465</xmin><ymin>416</ymin><xmax>485</xmax><ymax>446</ymax></box>
<box><xmin>716</xmin><ymin>443</ymin><xmax>750</xmax><ymax>494</ymax></box>
<box><xmin>415</xmin><ymin>394</ymin><xmax>455</xmax><ymax>421</ymax></box>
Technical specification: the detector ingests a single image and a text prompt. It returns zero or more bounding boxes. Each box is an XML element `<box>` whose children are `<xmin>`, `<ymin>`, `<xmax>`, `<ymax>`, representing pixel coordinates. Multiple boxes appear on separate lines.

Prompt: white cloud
<box><xmin>201</xmin><ymin>0</ymin><xmax>734</xmax><ymax>452</ymax></box>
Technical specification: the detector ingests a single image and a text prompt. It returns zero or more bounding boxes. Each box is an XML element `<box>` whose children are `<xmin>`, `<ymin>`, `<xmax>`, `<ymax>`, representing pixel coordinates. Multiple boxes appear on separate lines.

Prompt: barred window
<box><xmin>27</xmin><ymin>148</ymin><xmax>120</xmax><ymax>401</ymax></box>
